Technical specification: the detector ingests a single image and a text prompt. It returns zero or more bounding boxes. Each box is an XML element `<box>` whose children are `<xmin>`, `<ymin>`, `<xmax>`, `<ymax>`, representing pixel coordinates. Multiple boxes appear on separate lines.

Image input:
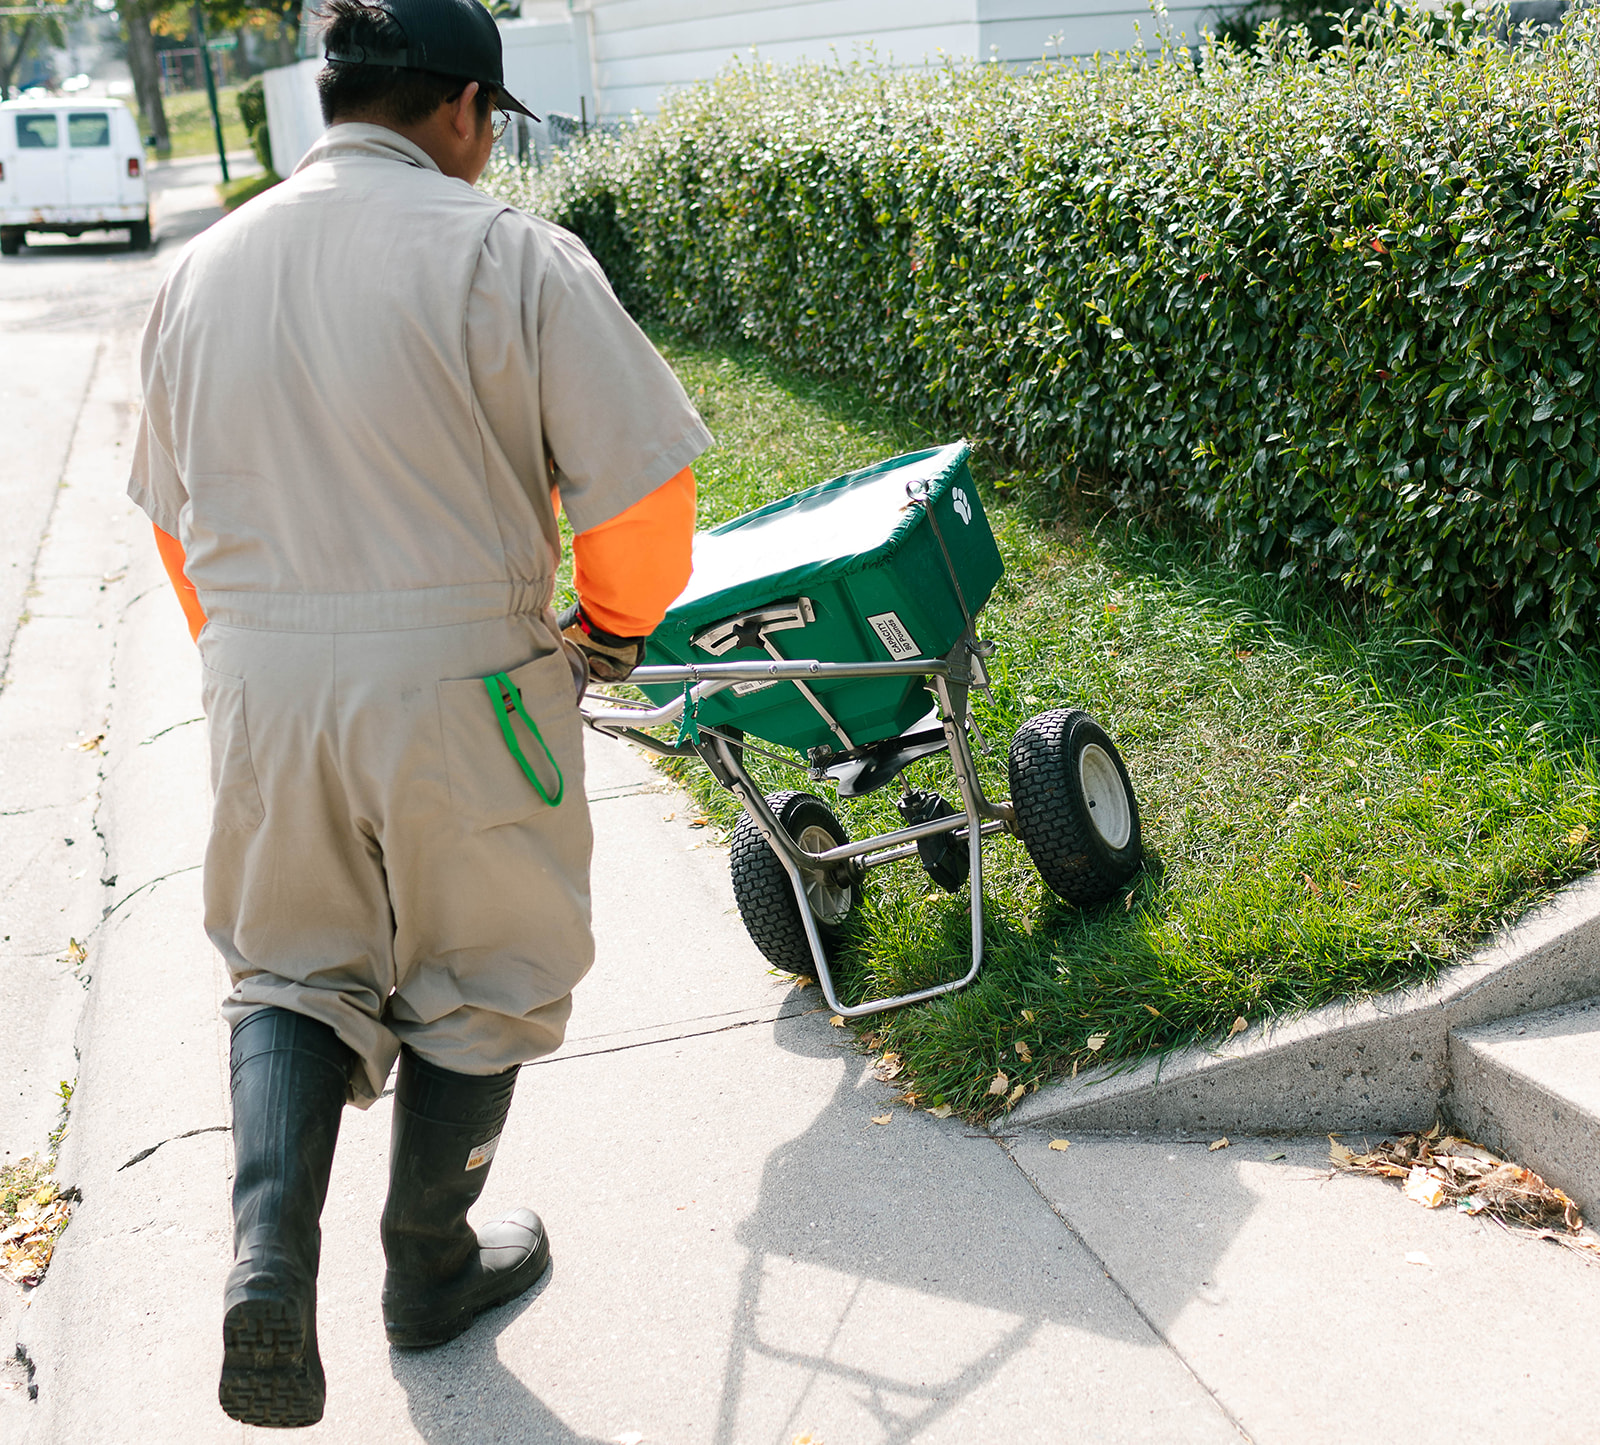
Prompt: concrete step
<box><xmin>1446</xmin><ymin>995</ymin><xmax>1600</xmax><ymax>1213</ymax></box>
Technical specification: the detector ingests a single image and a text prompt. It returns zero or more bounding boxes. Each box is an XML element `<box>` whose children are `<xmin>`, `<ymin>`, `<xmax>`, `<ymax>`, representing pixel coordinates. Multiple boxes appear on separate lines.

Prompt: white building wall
<box><xmin>978</xmin><ymin>0</ymin><xmax>1214</xmax><ymax>62</ymax></box>
<box><xmin>500</xmin><ymin>16</ymin><xmax>585</xmax><ymax>119</ymax></box>
<box><xmin>261</xmin><ymin>56</ymin><xmax>324</xmax><ymax>176</ymax></box>
<box><xmin>577</xmin><ymin>0</ymin><xmax>979</xmax><ymax>119</ymax></box>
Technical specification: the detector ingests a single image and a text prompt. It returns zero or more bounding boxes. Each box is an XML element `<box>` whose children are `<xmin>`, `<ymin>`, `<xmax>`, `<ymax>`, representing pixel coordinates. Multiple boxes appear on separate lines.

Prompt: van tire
<box><xmin>0</xmin><ymin>229</ymin><xmax>22</xmax><ymax>257</ymax></box>
<box><xmin>128</xmin><ymin>217</ymin><xmax>151</xmax><ymax>252</ymax></box>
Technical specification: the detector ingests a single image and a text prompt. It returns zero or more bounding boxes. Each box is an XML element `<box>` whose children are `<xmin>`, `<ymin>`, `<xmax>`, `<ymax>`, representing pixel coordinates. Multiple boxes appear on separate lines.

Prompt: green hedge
<box><xmin>493</xmin><ymin>6</ymin><xmax>1600</xmax><ymax>642</ymax></box>
<box><xmin>237</xmin><ymin>74</ymin><xmax>273</xmax><ymax>174</ymax></box>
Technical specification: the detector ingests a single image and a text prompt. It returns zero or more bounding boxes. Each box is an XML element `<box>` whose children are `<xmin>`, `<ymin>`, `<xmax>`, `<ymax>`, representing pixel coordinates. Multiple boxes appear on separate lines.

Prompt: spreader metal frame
<box><xmin>580</xmin><ymin>641</ymin><xmax>1014</xmax><ymax>1018</ymax></box>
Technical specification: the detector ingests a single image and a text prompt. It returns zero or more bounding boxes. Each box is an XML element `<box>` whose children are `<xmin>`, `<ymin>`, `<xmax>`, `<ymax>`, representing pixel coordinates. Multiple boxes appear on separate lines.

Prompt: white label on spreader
<box><xmin>465</xmin><ymin>1134</ymin><xmax>500</xmax><ymax>1172</ymax></box>
<box><xmin>732</xmin><ymin>678</ymin><xmax>779</xmax><ymax>696</ymax></box>
<box><xmin>868</xmin><ymin>611</ymin><xmax>920</xmax><ymax>661</ymax></box>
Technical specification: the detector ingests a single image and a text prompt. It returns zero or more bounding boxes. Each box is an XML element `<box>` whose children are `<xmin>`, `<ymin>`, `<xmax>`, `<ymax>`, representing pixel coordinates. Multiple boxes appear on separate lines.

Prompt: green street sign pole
<box><xmin>191</xmin><ymin>4</ymin><xmax>229</xmax><ymax>183</ymax></box>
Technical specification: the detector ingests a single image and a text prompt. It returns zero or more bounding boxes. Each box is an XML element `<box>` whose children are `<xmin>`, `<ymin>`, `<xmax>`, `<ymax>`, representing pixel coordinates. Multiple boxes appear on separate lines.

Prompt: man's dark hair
<box><xmin>315</xmin><ymin>0</ymin><xmax>494</xmax><ymax>127</ymax></box>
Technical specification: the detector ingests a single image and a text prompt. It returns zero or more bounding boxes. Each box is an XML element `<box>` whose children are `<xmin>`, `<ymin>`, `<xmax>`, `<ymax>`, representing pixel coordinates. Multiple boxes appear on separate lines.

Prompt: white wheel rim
<box><xmin>1078</xmin><ymin>744</ymin><xmax>1132</xmax><ymax>850</ymax></box>
<box><xmin>796</xmin><ymin>823</ymin><xmax>852</xmax><ymax>923</ymax></box>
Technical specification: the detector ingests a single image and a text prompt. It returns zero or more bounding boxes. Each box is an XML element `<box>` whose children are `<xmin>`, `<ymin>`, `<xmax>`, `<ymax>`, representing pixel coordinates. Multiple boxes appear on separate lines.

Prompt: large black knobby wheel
<box><xmin>0</xmin><ymin>229</ymin><xmax>22</xmax><ymax>257</ymax></box>
<box><xmin>1009</xmin><ymin>708</ymin><xmax>1142</xmax><ymax>906</ymax></box>
<box><xmin>128</xmin><ymin>217</ymin><xmax>152</xmax><ymax>252</ymax></box>
<box><xmin>730</xmin><ymin>791</ymin><xmax>854</xmax><ymax>977</ymax></box>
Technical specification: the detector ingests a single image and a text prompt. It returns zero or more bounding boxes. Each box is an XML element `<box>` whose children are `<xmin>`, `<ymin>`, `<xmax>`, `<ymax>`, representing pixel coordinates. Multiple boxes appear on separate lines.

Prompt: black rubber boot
<box><xmin>218</xmin><ymin>1007</ymin><xmax>351</xmax><ymax>1428</ymax></box>
<box><xmin>381</xmin><ymin>1048</ymin><xmax>550</xmax><ymax>1349</ymax></box>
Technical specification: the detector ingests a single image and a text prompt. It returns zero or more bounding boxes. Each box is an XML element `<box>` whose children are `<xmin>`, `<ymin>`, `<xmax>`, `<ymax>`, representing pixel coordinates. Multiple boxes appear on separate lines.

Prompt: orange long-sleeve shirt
<box><xmin>153</xmin><ymin>466</ymin><xmax>696</xmax><ymax>646</ymax></box>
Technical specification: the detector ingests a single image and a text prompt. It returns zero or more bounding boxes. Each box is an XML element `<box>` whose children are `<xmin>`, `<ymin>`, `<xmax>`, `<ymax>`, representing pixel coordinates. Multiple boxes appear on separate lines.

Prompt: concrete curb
<box><xmin>1009</xmin><ymin>872</ymin><xmax>1600</xmax><ymax>1136</ymax></box>
<box><xmin>13</xmin><ymin>538</ymin><xmax>234</xmax><ymax>1441</ymax></box>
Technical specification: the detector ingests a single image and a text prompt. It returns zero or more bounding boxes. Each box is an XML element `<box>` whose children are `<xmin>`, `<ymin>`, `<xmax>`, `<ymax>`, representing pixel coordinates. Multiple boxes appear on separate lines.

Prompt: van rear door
<box><xmin>11</xmin><ymin>111</ymin><xmax>67</xmax><ymax>211</ymax></box>
<box><xmin>65</xmin><ymin>110</ymin><xmax>118</xmax><ymax>210</ymax></box>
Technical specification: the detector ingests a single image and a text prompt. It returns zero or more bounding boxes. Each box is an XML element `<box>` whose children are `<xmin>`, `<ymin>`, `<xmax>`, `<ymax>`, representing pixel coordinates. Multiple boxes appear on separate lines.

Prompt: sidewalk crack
<box><xmin>117</xmin><ymin>1123</ymin><xmax>229</xmax><ymax>1171</ymax></box>
<box><xmin>139</xmin><ymin>716</ymin><xmax>203</xmax><ymax>745</ymax></box>
<box><xmin>100</xmin><ymin>864</ymin><xmax>203</xmax><ymax>923</ymax></box>
<box><xmin>528</xmin><ymin>1004</ymin><xmax>821</xmax><ymax>1065</ymax></box>
<box><xmin>992</xmin><ymin>1132</ymin><xmax>1256</xmax><ymax>1444</ymax></box>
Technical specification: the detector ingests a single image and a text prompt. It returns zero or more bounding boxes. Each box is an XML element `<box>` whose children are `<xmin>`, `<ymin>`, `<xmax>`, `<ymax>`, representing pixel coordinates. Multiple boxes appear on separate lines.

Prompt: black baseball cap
<box><xmin>324</xmin><ymin>0</ymin><xmax>539</xmax><ymax>119</ymax></box>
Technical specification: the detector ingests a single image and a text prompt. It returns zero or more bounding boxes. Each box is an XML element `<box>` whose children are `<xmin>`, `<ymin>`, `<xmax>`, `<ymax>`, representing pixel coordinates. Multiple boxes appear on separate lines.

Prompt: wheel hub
<box><xmin>796</xmin><ymin>823</ymin><xmax>853</xmax><ymax>923</ymax></box>
<box><xmin>1077</xmin><ymin>743</ymin><xmax>1132</xmax><ymax>849</ymax></box>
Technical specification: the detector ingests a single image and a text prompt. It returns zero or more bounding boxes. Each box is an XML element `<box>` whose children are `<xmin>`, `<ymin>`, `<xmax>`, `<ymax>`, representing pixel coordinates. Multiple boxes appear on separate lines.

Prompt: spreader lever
<box><xmin>691</xmin><ymin>597</ymin><xmax>815</xmax><ymax>656</ymax></box>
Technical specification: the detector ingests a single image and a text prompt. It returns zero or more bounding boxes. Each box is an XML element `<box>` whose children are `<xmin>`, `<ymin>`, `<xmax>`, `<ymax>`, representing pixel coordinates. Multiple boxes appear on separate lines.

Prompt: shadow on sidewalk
<box><xmin>387</xmin><ymin>1266</ymin><xmax>610</xmax><ymax>1445</ymax></box>
<box><xmin>706</xmin><ymin>1007</ymin><xmax>1256</xmax><ymax>1441</ymax></box>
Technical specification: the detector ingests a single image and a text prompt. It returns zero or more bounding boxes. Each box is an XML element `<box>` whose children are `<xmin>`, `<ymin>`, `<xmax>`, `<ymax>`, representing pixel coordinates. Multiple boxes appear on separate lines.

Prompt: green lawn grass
<box><xmin>632</xmin><ymin>330</ymin><xmax>1600</xmax><ymax>1121</ymax></box>
<box><xmin>220</xmin><ymin>169</ymin><xmax>280</xmax><ymax>210</ymax></box>
<box><xmin>161</xmin><ymin>84</ymin><xmax>249</xmax><ymax>160</ymax></box>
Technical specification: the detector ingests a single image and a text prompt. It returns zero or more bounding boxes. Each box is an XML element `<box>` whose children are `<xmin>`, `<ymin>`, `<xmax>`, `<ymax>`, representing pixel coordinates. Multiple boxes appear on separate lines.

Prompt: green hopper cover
<box><xmin>642</xmin><ymin>442</ymin><xmax>1002</xmax><ymax>754</ymax></box>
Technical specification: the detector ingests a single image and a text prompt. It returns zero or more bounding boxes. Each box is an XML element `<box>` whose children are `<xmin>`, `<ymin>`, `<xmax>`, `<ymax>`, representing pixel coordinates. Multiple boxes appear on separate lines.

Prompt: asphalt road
<box><xmin>0</xmin><ymin>154</ymin><xmax>250</xmax><ymax>1169</ymax></box>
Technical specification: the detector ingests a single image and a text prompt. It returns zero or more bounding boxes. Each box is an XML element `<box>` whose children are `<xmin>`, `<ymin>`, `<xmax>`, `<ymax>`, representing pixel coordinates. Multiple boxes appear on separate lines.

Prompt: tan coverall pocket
<box><xmin>200</xmin><ymin>663</ymin><xmax>265</xmax><ymax>831</ymax></box>
<box><xmin>437</xmin><ymin>649</ymin><xmax>579</xmax><ymax>831</ymax></box>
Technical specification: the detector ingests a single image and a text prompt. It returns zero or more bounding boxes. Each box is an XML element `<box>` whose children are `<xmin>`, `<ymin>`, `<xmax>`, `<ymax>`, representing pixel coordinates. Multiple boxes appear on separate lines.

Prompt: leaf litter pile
<box><xmin>1</xmin><ymin>1156</ymin><xmax>75</xmax><ymax>1289</ymax></box>
<box><xmin>1330</xmin><ymin>1123</ymin><xmax>1600</xmax><ymax>1261</ymax></box>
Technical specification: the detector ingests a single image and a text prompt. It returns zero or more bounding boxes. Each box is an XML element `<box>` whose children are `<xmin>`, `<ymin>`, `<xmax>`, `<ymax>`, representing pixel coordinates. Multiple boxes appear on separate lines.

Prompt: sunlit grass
<box><xmin>632</xmin><ymin>330</ymin><xmax>1600</xmax><ymax>1121</ymax></box>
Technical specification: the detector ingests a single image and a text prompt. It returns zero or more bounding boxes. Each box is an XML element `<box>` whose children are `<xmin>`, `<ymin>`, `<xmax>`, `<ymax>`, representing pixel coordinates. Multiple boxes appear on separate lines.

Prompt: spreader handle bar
<box><xmin>627</xmin><ymin>658</ymin><xmax>953</xmax><ymax>685</ymax></box>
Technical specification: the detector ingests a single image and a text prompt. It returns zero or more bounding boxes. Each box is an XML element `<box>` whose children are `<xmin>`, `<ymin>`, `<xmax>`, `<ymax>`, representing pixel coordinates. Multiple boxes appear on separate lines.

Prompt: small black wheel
<box><xmin>0</xmin><ymin>229</ymin><xmax>22</xmax><ymax>257</ymax></box>
<box><xmin>730</xmin><ymin>790</ymin><xmax>854</xmax><ymax>977</ymax></box>
<box><xmin>128</xmin><ymin>217</ymin><xmax>152</xmax><ymax>252</ymax></box>
<box><xmin>1009</xmin><ymin>708</ymin><xmax>1142</xmax><ymax>905</ymax></box>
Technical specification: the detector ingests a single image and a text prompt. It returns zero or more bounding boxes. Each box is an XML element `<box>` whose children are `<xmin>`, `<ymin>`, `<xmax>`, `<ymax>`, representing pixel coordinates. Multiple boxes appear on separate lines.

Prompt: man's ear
<box><xmin>451</xmin><ymin>80</ymin><xmax>481</xmax><ymax>141</ymax></box>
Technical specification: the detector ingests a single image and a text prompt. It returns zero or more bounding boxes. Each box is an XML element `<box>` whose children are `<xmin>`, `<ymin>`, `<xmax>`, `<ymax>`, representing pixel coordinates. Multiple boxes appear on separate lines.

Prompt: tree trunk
<box><xmin>122</xmin><ymin>3</ymin><xmax>171</xmax><ymax>156</ymax></box>
<box><xmin>0</xmin><ymin>18</ymin><xmax>39</xmax><ymax>98</ymax></box>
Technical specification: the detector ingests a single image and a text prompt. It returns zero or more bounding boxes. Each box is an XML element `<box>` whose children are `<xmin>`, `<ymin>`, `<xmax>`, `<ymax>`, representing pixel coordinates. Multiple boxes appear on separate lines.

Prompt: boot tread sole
<box><xmin>219</xmin><ymin>1296</ymin><xmax>325</xmax><ymax>1428</ymax></box>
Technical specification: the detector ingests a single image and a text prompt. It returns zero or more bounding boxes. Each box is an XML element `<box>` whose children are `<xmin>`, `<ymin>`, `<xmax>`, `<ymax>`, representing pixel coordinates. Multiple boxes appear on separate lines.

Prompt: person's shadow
<box><xmin>704</xmin><ymin>1004</ymin><xmax>1255</xmax><ymax>1444</ymax></box>
<box><xmin>388</xmin><ymin>1264</ymin><xmax>611</xmax><ymax>1445</ymax></box>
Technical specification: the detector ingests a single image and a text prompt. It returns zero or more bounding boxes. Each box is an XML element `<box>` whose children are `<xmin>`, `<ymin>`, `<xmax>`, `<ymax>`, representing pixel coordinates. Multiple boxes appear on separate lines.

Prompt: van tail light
<box><xmin>127</xmin><ymin>157</ymin><xmax>140</xmax><ymax>179</ymax></box>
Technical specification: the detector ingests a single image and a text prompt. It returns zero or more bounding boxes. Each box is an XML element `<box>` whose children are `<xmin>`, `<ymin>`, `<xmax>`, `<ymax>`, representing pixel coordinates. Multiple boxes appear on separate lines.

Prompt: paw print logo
<box><xmin>952</xmin><ymin>487</ymin><xmax>973</xmax><ymax>525</ymax></box>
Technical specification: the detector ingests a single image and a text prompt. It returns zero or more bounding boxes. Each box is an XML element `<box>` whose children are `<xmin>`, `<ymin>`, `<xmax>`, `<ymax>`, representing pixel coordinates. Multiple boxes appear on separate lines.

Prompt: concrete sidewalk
<box><xmin>9</xmin><ymin>457</ymin><xmax>1600</xmax><ymax>1441</ymax></box>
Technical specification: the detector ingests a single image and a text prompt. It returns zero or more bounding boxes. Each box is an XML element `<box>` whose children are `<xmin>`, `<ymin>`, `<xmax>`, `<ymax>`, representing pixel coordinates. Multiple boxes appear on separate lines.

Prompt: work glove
<box><xmin>558</xmin><ymin>600</ymin><xmax>647</xmax><ymax>684</ymax></box>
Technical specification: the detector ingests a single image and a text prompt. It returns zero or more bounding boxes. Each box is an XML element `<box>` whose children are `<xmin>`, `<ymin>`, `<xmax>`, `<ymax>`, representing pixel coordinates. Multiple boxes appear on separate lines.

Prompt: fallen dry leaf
<box><xmin>1228</xmin><ymin>1016</ymin><xmax>1248</xmax><ymax>1037</ymax></box>
<box><xmin>1333</xmin><ymin>1126</ymin><xmax>1594</xmax><ymax>1245</ymax></box>
<box><xmin>1404</xmin><ymin>1251</ymin><xmax>1432</xmax><ymax>1267</ymax></box>
<box><xmin>1208</xmin><ymin>1137</ymin><xmax>1230</xmax><ymax>1152</ymax></box>
<box><xmin>1014</xmin><ymin>1040</ymin><xmax>1033</xmax><ymax>1063</ymax></box>
<box><xmin>616</xmin><ymin>1434</ymin><xmax>645</xmax><ymax>1445</ymax></box>
<box><xmin>63</xmin><ymin>939</ymin><xmax>86</xmax><ymax>967</ymax></box>
<box><xmin>828</xmin><ymin>1015</ymin><xmax>845</xmax><ymax>1028</ymax></box>
<box><xmin>1048</xmin><ymin>1139</ymin><xmax>1071</xmax><ymax>1152</ymax></box>
<box><xmin>987</xmin><ymin>1070</ymin><xmax>1009</xmax><ymax>1096</ymax></box>
<box><xmin>874</xmin><ymin>1052</ymin><xmax>903</xmax><ymax>1082</ymax></box>
<box><xmin>662</xmin><ymin>811</ymin><xmax>676</xmax><ymax>822</ymax></box>
<box><xmin>870</xmin><ymin>1113</ymin><xmax>892</xmax><ymax>1126</ymax></box>
<box><xmin>927</xmin><ymin>1104</ymin><xmax>953</xmax><ymax>1120</ymax></box>
<box><xmin>1403</xmin><ymin>1165</ymin><xmax>1447</xmax><ymax>1209</ymax></box>
<box><xmin>1020</xmin><ymin>1009</ymin><xmax>1036</xmax><ymax>1023</ymax></box>
<box><xmin>1569</xmin><ymin>824</ymin><xmax>1591</xmax><ymax>849</ymax></box>
<box><xmin>74</xmin><ymin>734</ymin><xmax>105</xmax><ymax>753</ymax></box>
<box><xmin>1086</xmin><ymin>1034</ymin><xmax>1107</xmax><ymax>1052</ymax></box>
<box><xmin>1267</xmin><ymin>1152</ymin><xmax>1287</xmax><ymax>1162</ymax></box>
<box><xmin>1005</xmin><ymin>1083</ymin><xmax>1026</xmax><ymax>1107</ymax></box>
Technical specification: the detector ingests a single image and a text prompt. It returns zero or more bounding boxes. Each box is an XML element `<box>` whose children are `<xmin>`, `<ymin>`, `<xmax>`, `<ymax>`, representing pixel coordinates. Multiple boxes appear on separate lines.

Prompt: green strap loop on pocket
<box><xmin>484</xmin><ymin>672</ymin><xmax>564</xmax><ymax>807</ymax></box>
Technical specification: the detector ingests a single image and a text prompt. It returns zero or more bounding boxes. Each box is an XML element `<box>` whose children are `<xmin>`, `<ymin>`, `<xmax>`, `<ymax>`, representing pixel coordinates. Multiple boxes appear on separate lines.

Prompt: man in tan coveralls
<box><xmin>130</xmin><ymin>0</ymin><xmax>709</xmax><ymax>1426</ymax></box>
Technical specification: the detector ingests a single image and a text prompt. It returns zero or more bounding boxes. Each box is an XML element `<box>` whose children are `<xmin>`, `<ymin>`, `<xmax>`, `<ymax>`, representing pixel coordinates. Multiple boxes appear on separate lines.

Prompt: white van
<box><xmin>0</xmin><ymin>97</ymin><xmax>150</xmax><ymax>255</ymax></box>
